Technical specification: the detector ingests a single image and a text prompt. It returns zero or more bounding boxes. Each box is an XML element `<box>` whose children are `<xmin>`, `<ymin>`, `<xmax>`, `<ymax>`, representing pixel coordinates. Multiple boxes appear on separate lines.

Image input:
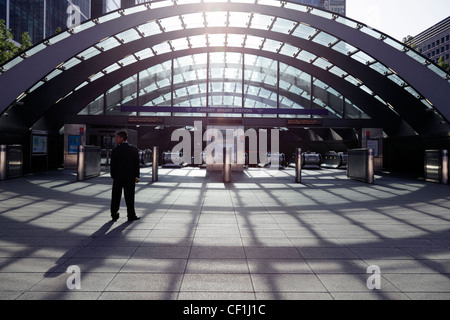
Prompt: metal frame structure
<box><xmin>1</xmin><ymin>0</ymin><xmax>449</xmax><ymax>139</ymax></box>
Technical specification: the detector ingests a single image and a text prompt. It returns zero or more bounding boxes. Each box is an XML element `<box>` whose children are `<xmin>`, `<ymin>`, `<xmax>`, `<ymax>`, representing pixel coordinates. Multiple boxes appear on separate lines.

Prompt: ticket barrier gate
<box><xmin>162</xmin><ymin>151</ymin><xmax>186</xmax><ymax>168</ymax></box>
<box><xmin>302</xmin><ymin>152</ymin><xmax>322</xmax><ymax>169</ymax></box>
<box><xmin>321</xmin><ymin>151</ymin><xmax>347</xmax><ymax>169</ymax></box>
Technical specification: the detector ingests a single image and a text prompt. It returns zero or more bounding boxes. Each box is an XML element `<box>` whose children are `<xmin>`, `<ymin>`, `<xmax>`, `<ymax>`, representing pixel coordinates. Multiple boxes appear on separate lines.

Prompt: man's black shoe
<box><xmin>128</xmin><ymin>216</ymin><xmax>140</xmax><ymax>222</ymax></box>
<box><xmin>111</xmin><ymin>214</ymin><xmax>119</xmax><ymax>222</ymax></box>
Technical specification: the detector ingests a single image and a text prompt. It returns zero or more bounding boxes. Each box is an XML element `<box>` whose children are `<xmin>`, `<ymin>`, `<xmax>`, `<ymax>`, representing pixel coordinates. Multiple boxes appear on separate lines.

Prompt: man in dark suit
<box><xmin>110</xmin><ymin>131</ymin><xmax>140</xmax><ymax>222</ymax></box>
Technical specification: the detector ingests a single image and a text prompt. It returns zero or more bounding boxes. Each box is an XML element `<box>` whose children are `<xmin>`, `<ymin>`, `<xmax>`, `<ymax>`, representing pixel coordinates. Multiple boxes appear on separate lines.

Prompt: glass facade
<box><xmin>1</xmin><ymin>0</ymin><xmax>91</xmax><ymax>44</ymax></box>
<box><xmin>80</xmin><ymin>51</ymin><xmax>369</xmax><ymax>120</ymax></box>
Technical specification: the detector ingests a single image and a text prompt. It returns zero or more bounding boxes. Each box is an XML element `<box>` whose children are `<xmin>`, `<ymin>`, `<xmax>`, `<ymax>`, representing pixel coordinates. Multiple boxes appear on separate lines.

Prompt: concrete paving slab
<box><xmin>0</xmin><ymin>167</ymin><xmax>449</xmax><ymax>300</ymax></box>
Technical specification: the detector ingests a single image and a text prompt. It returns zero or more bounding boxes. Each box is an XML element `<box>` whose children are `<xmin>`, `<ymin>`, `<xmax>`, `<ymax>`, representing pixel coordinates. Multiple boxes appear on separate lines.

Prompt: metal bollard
<box><xmin>295</xmin><ymin>148</ymin><xmax>302</xmax><ymax>183</ymax></box>
<box><xmin>223</xmin><ymin>147</ymin><xmax>232</xmax><ymax>183</ymax></box>
<box><xmin>367</xmin><ymin>148</ymin><xmax>374</xmax><ymax>184</ymax></box>
<box><xmin>0</xmin><ymin>145</ymin><xmax>7</xmax><ymax>180</ymax></box>
<box><xmin>152</xmin><ymin>146</ymin><xmax>159</xmax><ymax>182</ymax></box>
<box><xmin>77</xmin><ymin>145</ymin><xmax>86</xmax><ymax>181</ymax></box>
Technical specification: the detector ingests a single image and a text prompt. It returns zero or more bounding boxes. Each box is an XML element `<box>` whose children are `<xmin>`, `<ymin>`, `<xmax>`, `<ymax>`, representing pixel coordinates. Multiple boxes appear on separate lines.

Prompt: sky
<box><xmin>346</xmin><ymin>0</ymin><xmax>450</xmax><ymax>41</ymax></box>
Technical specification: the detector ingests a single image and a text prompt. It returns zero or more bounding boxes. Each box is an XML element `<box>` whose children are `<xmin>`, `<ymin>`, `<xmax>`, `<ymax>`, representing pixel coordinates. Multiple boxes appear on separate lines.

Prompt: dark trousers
<box><xmin>110</xmin><ymin>178</ymin><xmax>136</xmax><ymax>217</ymax></box>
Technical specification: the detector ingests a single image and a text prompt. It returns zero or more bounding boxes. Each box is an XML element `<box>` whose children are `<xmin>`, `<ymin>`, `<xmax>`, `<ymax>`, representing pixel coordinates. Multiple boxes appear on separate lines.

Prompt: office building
<box><xmin>0</xmin><ymin>0</ymin><xmax>91</xmax><ymax>44</ymax></box>
<box><xmin>414</xmin><ymin>16</ymin><xmax>450</xmax><ymax>64</ymax></box>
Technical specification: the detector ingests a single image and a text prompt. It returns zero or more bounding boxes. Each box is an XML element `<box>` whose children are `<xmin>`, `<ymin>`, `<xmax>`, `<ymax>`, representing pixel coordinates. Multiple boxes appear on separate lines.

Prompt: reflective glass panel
<box><xmin>137</xmin><ymin>21</ymin><xmax>162</xmax><ymax>37</ymax></box>
<box><xmin>312</xmin><ymin>32</ymin><xmax>338</xmax><ymax>47</ymax></box>
<box><xmin>159</xmin><ymin>16</ymin><xmax>183</xmax><ymax>32</ymax></box>
<box><xmin>292</xmin><ymin>23</ymin><xmax>316</xmax><ymax>40</ymax></box>
<box><xmin>182</xmin><ymin>13</ymin><xmax>205</xmax><ymax>29</ymax></box>
<box><xmin>270</xmin><ymin>17</ymin><xmax>296</xmax><ymax>34</ymax></box>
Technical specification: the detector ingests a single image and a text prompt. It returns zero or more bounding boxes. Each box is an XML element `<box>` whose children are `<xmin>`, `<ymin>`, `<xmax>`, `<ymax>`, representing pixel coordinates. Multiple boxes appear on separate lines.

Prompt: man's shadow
<box><xmin>44</xmin><ymin>220</ymin><xmax>131</xmax><ymax>277</ymax></box>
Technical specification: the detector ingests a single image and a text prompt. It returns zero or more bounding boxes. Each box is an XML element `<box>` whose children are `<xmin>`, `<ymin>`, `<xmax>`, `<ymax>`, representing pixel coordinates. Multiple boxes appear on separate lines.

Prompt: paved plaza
<box><xmin>0</xmin><ymin>166</ymin><xmax>449</xmax><ymax>300</ymax></box>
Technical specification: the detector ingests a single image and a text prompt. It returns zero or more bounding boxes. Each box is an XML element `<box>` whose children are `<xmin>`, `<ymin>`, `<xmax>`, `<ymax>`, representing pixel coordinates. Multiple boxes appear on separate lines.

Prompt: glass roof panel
<box><xmin>228</xmin><ymin>12</ymin><xmax>251</xmax><ymax>28</ymax></box>
<box><xmin>387</xmin><ymin>73</ymin><xmax>404</xmax><ymax>86</ymax></box>
<box><xmin>313</xmin><ymin>57</ymin><xmax>333</xmax><ymax>70</ymax></box>
<box><xmin>335</xmin><ymin>16</ymin><xmax>359</xmax><ymax>29</ymax></box>
<box><xmin>170</xmin><ymin>38</ymin><xmax>190</xmax><ymax>50</ymax></box>
<box><xmin>205</xmin><ymin>12</ymin><xmax>228</xmax><ymax>27</ymax></box>
<box><xmin>250</xmin><ymin>13</ymin><xmax>273</xmax><ymax>30</ymax></box>
<box><xmin>134</xmin><ymin>48</ymin><xmax>154</xmax><ymax>60</ymax></box>
<box><xmin>262</xmin><ymin>39</ymin><xmax>282</xmax><ymax>53</ymax></box>
<box><xmin>116</xmin><ymin>28</ymin><xmax>141</xmax><ymax>44</ymax></box>
<box><xmin>270</xmin><ymin>17</ymin><xmax>296</xmax><ymax>34</ymax></box>
<box><xmin>48</xmin><ymin>31</ymin><xmax>71</xmax><ymax>45</ymax></box>
<box><xmin>75</xmin><ymin>81</ymin><xmax>89</xmax><ymax>91</ymax></box>
<box><xmin>78</xmin><ymin>46</ymin><xmax>101</xmax><ymax>60</ymax></box>
<box><xmin>360</xmin><ymin>26</ymin><xmax>383</xmax><ymax>40</ymax></box>
<box><xmin>332</xmin><ymin>40</ymin><xmax>357</xmax><ymax>55</ymax></box>
<box><xmin>405</xmin><ymin>50</ymin><xmax>427</xmax><ymax>65</ymax></box>
<box><xmin>28</xmin><ymin>81</ymin><xmax>45</xmax><ymax>93</ymax></box>
<box><xmin>427</xmin><ymin>63</ymin><xmax>449</xmax><ymax>80</ymax></box>
<box><xmin>292</xmin><ymin>23</ymin><xmax>316</xmax><ymax>40</ymax></box>
<box><xmin>137</xmin><ymin>21</ymin><xmax>162</xmax><ymax>37</ymax></box>
<box><xmin>374</xmin><ymin>95</ymin><xmax>387</xmax><ymax>105</ymax></box>
<box><xmin>98</xmin><ymin>36</ymin><xmax>121</xmax><ymax>51</ymax></box>
<box><xmin>383</xmin><ymin>37</ymin><xmax>405</xmax><ymax>51</ymax></box>
<box><xmin>359</xmin><ymin>85</ymin><xmax>374</xmax><ymax>95</ymax></box>
<box><xmin>72</xmin><ymin>21</ymin><xmax>96</xmax><ymax>34</ymax></box>
<box><xmin>189</xmin><ymin>35</ymin><xmax>207</xmax><ymax>48</ymax></box>
<box><xmin>310</xmin><ymin>8</ymin><xmax>334</xmax><ymax>20</ymax></box>
<box><xmin>152</xmin><ymin>42</ymin><xmax>173</xmax><ymax>55</ymax></box>
<box><xmin>312</xmin><ymin>31</ymin><xmax>338</xmax><ymax>47</ymax></box>
<box><xmin>103</xmin><ymin>63</ymin><xmax>121</xmax><ymax>74</ymax></box>
<box><xmin>150</xmin><ymin>0</ymin><xmax>175</xmax><ymax>9</ymax></box>
<box><xmin>279</xmin><ymin>43</ymin><xmax>300</xmax><ymax>57</ymax></box>
<box><xmin>351</xmin><ymin>50</ymin><xmax>376</xmax><ymax>65</ymax></box>
<box><xmin>420</xmin><ymin>99</ymin><xmax>434</xmax><ymax>110</ymax></box>
<box><xmin>61</xmin><ymin>57</ymin><xmax>81</xmax><ymax>70</ymax></box>
<box><xmin>344</xmin><ymin>74</ymin><xmax>361</xmax><ymax>86</ymax></box>
<box><xmin>328</xmin><ymin>65</ymin><xmax>347</xmax><ymax>78</ymax></box>
<box><xmin>404</xmin><ymin>86</ymin><xmax>420</xmax><ymax>99</ymax></box>
<box><xmin>97</xmin><ymin>11</ymin><xmax>121</xmax><ymax>24</ymax></box>
<box><xmin>159</xmin><ymin>16</ymin><xmax>183</xmax><ymax>32</ymax></box>
<box><xmin>22</xmin><ymin>43</ymin><xmax>47</xmax><ymax>59</ymax></box>
<box><xmin>283</xmin><ymin>2</ymin><xmax>308</xmax><ymax>12</ymax></box>
<box><xmin>245</xmin><ymin>35</ymin><xmax>264</xmax><ymax>49</ymax></box>
<box><xmin>123</xmin><ymin>4</ymin><xmax>147</xmax><ymax>15</ymax></box>
<box><xmin>45</xmin><ymin>69</ymin><xmax>63</xmax><ymax>81</ymax></box>
<box><xmin>118</xmin><ymin>55</ymin><xmax>137</xmax><ymax>67</ymax></box>
<box><xmin>89</xmin><ymin>72</ymin><xmax>104</xmax><ymax>82</ymax></box>
<box><xmin>257</xmin><ymin>0</ymin><xmax>283</xmax><ymax>7</ymax></box>
<box><xmin>297</xmin><ymin>50</ymin><xmax>317</xmax><ymax>63</ymax></box>
<box><xmin>227</xmin><ymin>34</ymin><xmax>245</xmax><ymax>47</ymax></box>
<box><xmin>182</xmin><ymin>13</ymin><xmax>205</xmax><ymax>29</ymax></box>
<box><xmin>369</xmin><ymin>62</ymin><xmax>391</xmax><ymax>75</ymax></box>
<box><xmin>208</xmin><ymin>34</ymin><xmax>226</xmax><ymax>47</ymax></box>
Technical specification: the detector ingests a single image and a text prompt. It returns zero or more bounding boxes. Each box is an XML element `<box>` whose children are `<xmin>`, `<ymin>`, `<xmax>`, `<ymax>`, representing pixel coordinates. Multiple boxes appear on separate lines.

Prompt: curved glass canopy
<box><xmin>1</xmin><ymin>0</ymin><xmax>449</xmax><ymax>137</ymax></box>
<box><xmin>81</xmin><ymin>52</ymin><xmax>368</xmax><ymax>121</ymax></box>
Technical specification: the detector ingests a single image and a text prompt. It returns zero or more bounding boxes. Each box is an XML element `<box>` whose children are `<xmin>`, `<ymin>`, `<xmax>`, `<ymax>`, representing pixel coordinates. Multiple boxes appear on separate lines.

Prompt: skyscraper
<box><xmin>0</xmin><ymin>0</ymin><xmax>91</xmax><ymax>44</ymax></box>
<box><xmin>293</xmin><ymin>0</ymin><xmax>346</xmax><ymax>16</ymax></box>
